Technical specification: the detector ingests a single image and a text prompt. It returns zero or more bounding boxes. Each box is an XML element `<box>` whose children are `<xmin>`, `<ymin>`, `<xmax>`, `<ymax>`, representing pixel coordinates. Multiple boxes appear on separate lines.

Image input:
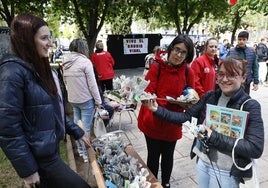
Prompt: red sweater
<box><xmin>90</xmin><ymin>51</ymin><xmax>115</xmax><ymax>80</ymax></box>
<box><xmin>191</xmin><ymin>53</ymin><xmax>216</xmax><ymax>97</ymax></box>
<box><xmin>138</xmin><ymin>53</ymin><xmax>195</xmax><ymax>141</ymax></box>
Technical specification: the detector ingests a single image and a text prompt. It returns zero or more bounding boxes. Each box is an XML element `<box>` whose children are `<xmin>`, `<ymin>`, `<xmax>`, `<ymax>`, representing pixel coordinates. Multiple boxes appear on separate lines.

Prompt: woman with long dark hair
<box><xmin>0</xmin><ymin>14</ymin><xmax>90</xmax><ymax>188</ymax></box>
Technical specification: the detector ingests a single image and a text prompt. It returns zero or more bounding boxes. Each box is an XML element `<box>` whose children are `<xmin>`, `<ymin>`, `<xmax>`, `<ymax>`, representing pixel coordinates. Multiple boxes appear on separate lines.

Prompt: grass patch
<box><xmin>0</xmin><ymin>141</ymin><xmax>68</xmax><ymax>187</ymax></box>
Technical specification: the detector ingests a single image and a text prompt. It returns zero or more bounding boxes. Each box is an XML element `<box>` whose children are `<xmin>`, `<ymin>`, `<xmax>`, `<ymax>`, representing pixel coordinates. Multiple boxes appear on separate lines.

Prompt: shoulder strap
<box><xmin>232</xmin><ymin>138</ymin><xmax>252</xmax><ymax>171</ymax></box>
<box><xmin>156</xmin><ymin>61</ymin><xmax>189</xmax><ymax>86</ymax></box>
<box><xmin>185</xmin><ymin>64</ymin><xmax>189</xmax><ymax>86</ymax></box>
<box><xmin>153</xmin><ymin>58</ymin><xmax>190</xmax><ymax>92</ymax></box>
<box><xmin>152</xmin><ymin>59</ymin><xmax>161</xmax><ymax>79</ymax></box>
<box><xmin>232</xmin><ymin>98</ymin><xmax>254</xmax><ymax>171</ymax></box>
<box><xmin>240</xmin><ymin>98</ymin><xmax>253</xmax><ymax>111</ymax></box>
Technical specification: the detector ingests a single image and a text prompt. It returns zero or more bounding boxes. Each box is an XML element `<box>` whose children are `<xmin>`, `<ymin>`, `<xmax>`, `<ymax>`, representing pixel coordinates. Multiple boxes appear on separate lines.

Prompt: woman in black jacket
<box><xmin>0</xmin><ymin>14</ymin><xmax>90</xmax><ymax>188</ymax></box>
<box><xmin>142</xmin><ymin>55</ymin><xmax>264</xmax><ymax>188</ymax></box>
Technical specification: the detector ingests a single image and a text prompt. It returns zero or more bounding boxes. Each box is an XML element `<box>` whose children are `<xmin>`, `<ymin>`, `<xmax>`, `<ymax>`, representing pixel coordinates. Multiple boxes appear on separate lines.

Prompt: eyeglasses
<box><xmin>172</xmin><ymin>47</ymin><xmax>187</xmax><ymax>57</ymax></box>
<box><xmin>216</xmin><ymin>72</ymin><xmax>241</xmax><ymax>81</ymax></box>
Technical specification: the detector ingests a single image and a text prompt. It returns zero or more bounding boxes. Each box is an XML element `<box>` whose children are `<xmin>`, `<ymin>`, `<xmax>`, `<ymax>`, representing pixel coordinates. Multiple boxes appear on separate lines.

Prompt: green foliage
<box><xmin>0</xmin><ymin>141</ymin><xmax>68</xmax><ymax>187</ymax></box>
<box><xmin>1</xmin><ymin>0</ymin><xmax>268</xmax><ymax>52</ymax></box>
<box><xmin>50</xmin><ymin>0</ymin><xmax>116</xmax><ymax>54</ymax></box>
<box><xmin>0</xmin><ymin>0</ymin><xmax>49</xmax><ymax>26</ymax></box>
<box><xmin>45</xmin><ymin>8</ymin><xmax>61</xmax><ymax>39</ymax></box>
<box><xmin>105</xmin><ymin>1</ymin><xmax>134</xmax><ymax>34</ymax></box>
<box><xmin>0</xmin><ymin>149</ymin><xmax>24</xmax><ymax>187</ymax></box>
<box><xmin>158</xmin><ymin>0</ymin><xmax>229</xmax><ymax>34</ymax></box>
<box><xmin>60</xmin><ymin>140</ymin><xmax>68</xmax><ymax>164</ymax></box>
<box><xmin>209</xmin><ymin>0</ymin><xmax>268</xmax><ymax>44</ymax></box>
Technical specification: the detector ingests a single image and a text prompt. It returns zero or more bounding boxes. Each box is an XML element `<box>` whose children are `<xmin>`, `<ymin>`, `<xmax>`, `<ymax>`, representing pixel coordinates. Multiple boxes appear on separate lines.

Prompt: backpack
<box><xmin>256</xmin><ymin>43</ymin><xmax>268</xmax><ymax>61</ymax></box>
<box><xmin>144</xmin><ymin>53</ymin><xmax>155</xmax><ymax>69</ymax></box>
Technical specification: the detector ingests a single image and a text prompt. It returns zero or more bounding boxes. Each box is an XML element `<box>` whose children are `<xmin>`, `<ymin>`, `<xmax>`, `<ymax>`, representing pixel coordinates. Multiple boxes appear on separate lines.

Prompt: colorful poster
<box><xmin>205</xmin><ymin>104</ymin><xmax>249</xmax><ymax>138</ymax></box>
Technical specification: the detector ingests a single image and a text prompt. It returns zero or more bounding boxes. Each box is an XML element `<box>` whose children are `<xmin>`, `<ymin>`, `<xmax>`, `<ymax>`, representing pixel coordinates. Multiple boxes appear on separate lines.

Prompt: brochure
<box><xmin>205</xmin><ymin>104</ymin><xmax>249</xmax><ymax>138</ymax></box>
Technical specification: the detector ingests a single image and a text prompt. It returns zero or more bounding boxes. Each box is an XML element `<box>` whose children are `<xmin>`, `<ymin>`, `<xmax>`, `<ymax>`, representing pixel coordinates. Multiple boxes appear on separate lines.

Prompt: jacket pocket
<box><xmin>26</xmin><ymin>130</ymin><xmax>57</xmax><ymax>158</ymax></box>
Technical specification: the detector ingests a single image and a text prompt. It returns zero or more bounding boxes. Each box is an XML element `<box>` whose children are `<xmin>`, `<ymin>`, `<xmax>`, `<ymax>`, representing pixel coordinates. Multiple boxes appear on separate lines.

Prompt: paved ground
<box><xmin>105</xmin><ymin>67</ymin><xmax>268</xmax><ymax>188</ymax></box>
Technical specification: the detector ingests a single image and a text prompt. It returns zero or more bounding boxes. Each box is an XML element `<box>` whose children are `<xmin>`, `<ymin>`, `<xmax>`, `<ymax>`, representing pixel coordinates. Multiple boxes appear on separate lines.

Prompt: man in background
<box><xmin>219</xmin><ymin>39</ymin><xmax>230</xmax><ymax>62</ymax></box>
<box><xmin>256</xmin><ymin>37</ymin><xmax>268</xmax><ymax>84</ymax></box>
<box><xmin>143</xmin><ymin>46</ymin><xmax>161</xmax><ymax>76</ymax></box>
<box><xmin>228</xmin><ymin>31</ymin><xmax>259</xmax><ymax>94</ymax></box>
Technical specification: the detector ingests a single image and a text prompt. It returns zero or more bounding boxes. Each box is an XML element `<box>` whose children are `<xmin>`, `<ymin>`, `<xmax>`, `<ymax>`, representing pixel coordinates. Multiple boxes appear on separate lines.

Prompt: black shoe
<box><xmin>162</xmin><ymin>183</ymin><xmax>170</xmax><ymax>188</ymax></box>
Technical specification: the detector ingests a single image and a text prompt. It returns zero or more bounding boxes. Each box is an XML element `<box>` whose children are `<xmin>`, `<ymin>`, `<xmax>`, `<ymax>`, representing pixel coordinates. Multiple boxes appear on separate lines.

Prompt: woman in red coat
<box><xmin>138</xmin><ymin>35</ymin><xmax>196</xmax><ymax>188</ymax></box>
<box><xmin>90</xmin><ymin>40</ymin><xmax>115</xmax><ymax>92</ymax></box>
<box><xmin>191</xmin><ymin>38</ymin><xmax>219</xmax><ymax>97</ymax></box>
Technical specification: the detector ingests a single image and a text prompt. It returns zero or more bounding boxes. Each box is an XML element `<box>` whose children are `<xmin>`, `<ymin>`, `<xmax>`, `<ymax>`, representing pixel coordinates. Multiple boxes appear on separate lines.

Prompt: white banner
<box><xmin>123</xmin><ymin>38</ymin><xmax>148</xmax><ymax>55</ymax></box>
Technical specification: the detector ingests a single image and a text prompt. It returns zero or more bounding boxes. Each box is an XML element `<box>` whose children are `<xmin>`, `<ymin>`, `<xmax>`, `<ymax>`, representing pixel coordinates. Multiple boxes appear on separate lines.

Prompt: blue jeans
<box><xmin>70</xmin><ymin>99</ymin><xmax>95</xmax><ymax>137</ymax></box>
<box><xmin>196</xmin><ymin>158</ymin><xmax>240</xmax><ymax>188</ymax></box>
<box><xmin>71</xmin><ymin>100</ymin><xmax>95</xmax><ymax>159</ymax></box>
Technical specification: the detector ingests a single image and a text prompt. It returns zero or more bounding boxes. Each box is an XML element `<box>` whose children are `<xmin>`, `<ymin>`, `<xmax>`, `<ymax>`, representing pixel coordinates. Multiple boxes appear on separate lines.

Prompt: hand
<box><xmin>95</xmin><ymin>104</ymin><xmax>102</xmax><ymax>109</ymax></box>
<box><xmin>252</xmin><ymin>84</ymin><xmax>258</xmax><ymax>91</ymax></box>
<box><xmin>142</xmin><ymin>99</ymin><xmax>158</xmax><ymax>112</ymax></box>
<box><xmin>202</xmin><ymin>124</ymin><xmax>212</xmax><ymax>138</ymax></box>
<box><xmin>197</xmin><ymin>124</ymin><xmax>212</xmax><ymax>139</ymax></box>
<box><xmin>23</xmin><ymin>172</ymin><xmax>40</xmax><ymax>188</ymax></box>
<box><xmin>79</xmin><ymin>133</ymin><xmax>91</xmax><ymax>148</ymax></box>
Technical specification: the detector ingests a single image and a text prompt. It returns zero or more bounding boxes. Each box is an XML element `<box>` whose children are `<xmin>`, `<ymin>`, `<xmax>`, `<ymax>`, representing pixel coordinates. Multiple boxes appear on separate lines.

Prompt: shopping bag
<box><xmin>240</xmin><ymin>159</ymin><xmax>259</xmax><ymax>188</ymax></box>
<box><xmin>232</xmin><ymin>138</ymin><xmax>259</xmax><ymax>188</ymax></box>
<box><xmin>93</xmin><ymin>109</ymin><xmax>107</xmax><ymax>137</ymax></box>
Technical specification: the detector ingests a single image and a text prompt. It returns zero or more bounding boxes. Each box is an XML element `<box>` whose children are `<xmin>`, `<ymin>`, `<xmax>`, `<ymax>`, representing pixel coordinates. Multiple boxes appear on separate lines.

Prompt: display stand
<box><xmin>88</xmin><ymin>131</ymin><xmax>162</xmax><ymax>188</ymax></box>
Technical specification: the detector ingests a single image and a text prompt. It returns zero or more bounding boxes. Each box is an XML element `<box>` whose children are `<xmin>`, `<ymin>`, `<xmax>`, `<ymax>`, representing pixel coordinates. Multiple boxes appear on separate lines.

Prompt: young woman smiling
<box><xmin>142</xmin><ymin>55</ymin><xmax>264</xmax><ymax>188</ymax></box>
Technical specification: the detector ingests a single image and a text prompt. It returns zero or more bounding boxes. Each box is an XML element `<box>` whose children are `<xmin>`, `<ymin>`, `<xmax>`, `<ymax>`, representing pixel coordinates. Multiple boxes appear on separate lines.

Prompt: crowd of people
<box><xmin>0</xmin><ymin>13</ymin><xmax>266</xmax><ymax>188</ymax></box>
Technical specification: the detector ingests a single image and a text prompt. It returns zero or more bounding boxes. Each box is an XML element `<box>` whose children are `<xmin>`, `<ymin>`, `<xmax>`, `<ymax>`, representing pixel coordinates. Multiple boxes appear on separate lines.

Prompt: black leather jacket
<box><xmin>0</xmin><ymin>54</ymin><xmax>84</xmax><ymax>178</ymax></box>
<box><xmin>154</xmin><ymin>88</ymin><xmax>264</xmax><ymax>181</ymax></box>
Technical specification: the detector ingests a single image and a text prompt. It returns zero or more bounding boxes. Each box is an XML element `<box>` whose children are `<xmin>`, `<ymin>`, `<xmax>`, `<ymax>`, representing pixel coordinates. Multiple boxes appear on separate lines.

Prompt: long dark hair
<box><xmin>10</xmin><ymin>14</ymin><xmax>57</xmax><ymax>96</ymax></box>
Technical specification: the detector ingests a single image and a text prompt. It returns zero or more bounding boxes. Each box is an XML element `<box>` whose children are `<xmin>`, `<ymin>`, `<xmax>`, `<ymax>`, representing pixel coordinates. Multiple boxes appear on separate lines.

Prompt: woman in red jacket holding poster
<box><xmin>90</xmin><ymin>40</ymin><xmax>115</xmax><ymax>92</ymax></box>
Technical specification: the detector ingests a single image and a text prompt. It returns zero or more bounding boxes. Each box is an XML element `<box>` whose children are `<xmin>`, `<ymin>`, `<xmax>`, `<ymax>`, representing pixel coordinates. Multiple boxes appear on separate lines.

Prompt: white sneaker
<box><xmin>77</xmin><ymin>148</ymin><xmax>83</xmax><ymax>156</ymax></box>
<box><xmin>82</xmin><ymin>154</ymin><xmax>88</xmax><ymax>163</ymax></box>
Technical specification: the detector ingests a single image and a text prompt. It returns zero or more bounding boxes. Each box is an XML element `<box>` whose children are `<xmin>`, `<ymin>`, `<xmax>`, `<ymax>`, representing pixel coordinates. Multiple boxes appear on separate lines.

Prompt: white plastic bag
<box><xmin>240</xmin><ymin>159</ymin><xmax>259</xmax><ymax>188</ymax></box>
<box><xmin>93</xmin><ymin>109</ymin><xmax>107</xmax><ymax>137</ymax></box>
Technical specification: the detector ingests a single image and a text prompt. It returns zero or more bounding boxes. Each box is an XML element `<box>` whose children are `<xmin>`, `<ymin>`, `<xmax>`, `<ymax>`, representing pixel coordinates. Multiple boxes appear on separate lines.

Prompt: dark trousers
<box><xmin>37</xmin><ymin>156</ymin><xmax>90</xmax><ymax>188</ymax></box>
<box><xmin>145</xmin><ymin>135</ymin><xmax>176</xmax><ymax>185</ymax></box>
<box><xmin>244</xmin><ymin>83</ymin><xmax>250</xmax><ymax>94</ymax></box>
<box><xmin>100</xmin><ymin>79</ymin><xmax>113</xmax><ymax>92</ymax></box>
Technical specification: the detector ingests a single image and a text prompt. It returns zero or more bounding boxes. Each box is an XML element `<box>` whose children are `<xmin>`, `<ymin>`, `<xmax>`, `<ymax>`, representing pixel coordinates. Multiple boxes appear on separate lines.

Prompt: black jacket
<box><xmin>154</xmin><ymin>88</ymin><xmax>264</xmax><ymax>181</ymax></box>
<box><xmin>0</xmin><ymin>54</ymin><xmax>84</xmax><ymax>178</ymax></box>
